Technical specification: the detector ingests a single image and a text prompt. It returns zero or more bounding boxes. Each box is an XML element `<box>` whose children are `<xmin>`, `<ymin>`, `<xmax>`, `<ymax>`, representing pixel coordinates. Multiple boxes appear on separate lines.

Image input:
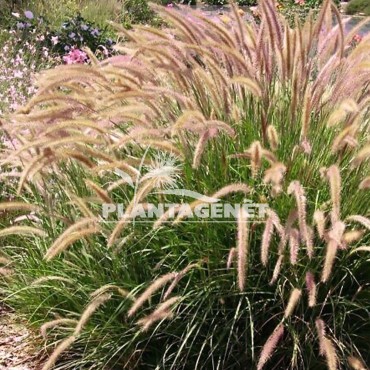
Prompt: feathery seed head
<box><xmin>284</xmin><ymin>288</ymin><xmax>302</xmax><ymax>318</ymax></box>
<box><xmin>257</xmin><ymin>324</ymin><xmax>284</xmax><ymax>370</ymax></box>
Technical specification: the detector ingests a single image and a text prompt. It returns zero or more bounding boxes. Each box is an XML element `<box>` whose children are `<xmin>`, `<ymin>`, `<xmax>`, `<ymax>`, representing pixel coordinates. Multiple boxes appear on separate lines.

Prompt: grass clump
<box><xmin>1</xmin><ymin>0</ymin><xmax>370</xmax><ymax>369</ymax></box>
<box><xmin>346</xmin><ymin>0</ymin><xmax>370</xmax><ymax>16</ymax></box>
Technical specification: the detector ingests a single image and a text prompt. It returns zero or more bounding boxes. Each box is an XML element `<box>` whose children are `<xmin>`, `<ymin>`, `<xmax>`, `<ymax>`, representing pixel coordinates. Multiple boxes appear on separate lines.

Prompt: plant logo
<box><xmin>102</xmin><ymin>154</ymin><xmax>269</xmax><ymax>223</ymax></box>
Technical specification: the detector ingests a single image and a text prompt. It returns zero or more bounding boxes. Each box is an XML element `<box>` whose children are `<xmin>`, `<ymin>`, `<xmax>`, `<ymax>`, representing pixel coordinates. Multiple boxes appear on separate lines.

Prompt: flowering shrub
<box><xmin>62</xmin><ymin>47</ymin><xmax>88</xmax><ymax>64</ymax></box>
<box><xmin>9</xmin><ymin>10</ymin><xmax>49</xmax><ymax>35</ymax></box>
<box><xmin>250</xmin><ymin>0</ymin><xmax>341</xmax><ymax>23</ymax></box>
<box><xmin>203</xmin><ymin>0</ymin><xmax>257</xmax><ymax>6</ymax></box>
<box><xmin>120</xmin><ymin>0</ymin><xmax>164</xmax><ymax>28</ymax></box>
<box><xmin>283</xmin><ymin>0</ymin><xmax>340</xmax><ymax>7</ymax></box>
<box><xmin>0</xmin><ymin>29</ymin><xmax>58</xmax><ymax>114</ymax></box>
<box><xmin>49</xmin><ymin>15</ymin><xmax>115</xmax><ymax>58</ymax></box>
<box><xmin>0</xmin><ymin>10</ymin><xmax>115</xmax><ymax>115</ymax></box>
<box><xmin>6</xmin><ymin>11</ymin><xmax>114</xmax><ymax>62</ymax></box>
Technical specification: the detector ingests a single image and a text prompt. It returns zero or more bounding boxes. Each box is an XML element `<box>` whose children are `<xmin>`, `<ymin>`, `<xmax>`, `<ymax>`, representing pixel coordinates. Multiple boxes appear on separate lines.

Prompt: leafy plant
<box><xmin>21</xmin><ymin>0</ymin><xmax>81</xmax><ymax>27</ymax></box>
<box><xmin>5</xmin><ymin>10</ymin><xmax>115</xmax><ymax>62</ymax></box>
<box><xmin>1</xmin><ymin>1</ymin><xmax>370</xmax><ymax>370</ymax></box>
<box><xmin>203</xmin><ymin>0</ymin><xmax>257</xmax><ymax>7</ymax></box>
<box><xmin>202</xmin><ymin>0</ymin><xmax>338</xmax><ymax>8</ymax></box>
<box><xmin>0</xmin><ymin>25</ymin><xmax>59</xmax><ymax>115</ymax></box>
<box><xmin>346</xmin><ymin>0</ymin><xmax>370</xmax><ymax>16</ymax></box>
<box><xmin>49</xmin><ymin>15</ymin><xmax>115</xmax><ymax>57</ymax></box>
<box><xmin>119</xmin><ymin>0</ymin><xmax>164</xmax><ymax>28</ymax></box>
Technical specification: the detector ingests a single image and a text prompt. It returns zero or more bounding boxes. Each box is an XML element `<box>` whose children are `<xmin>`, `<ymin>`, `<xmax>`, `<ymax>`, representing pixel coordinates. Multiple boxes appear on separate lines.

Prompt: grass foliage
<box><xmin>1</xmin><ymin>1</ymin><xmax>370</xmax><ymax>369</ymax></box>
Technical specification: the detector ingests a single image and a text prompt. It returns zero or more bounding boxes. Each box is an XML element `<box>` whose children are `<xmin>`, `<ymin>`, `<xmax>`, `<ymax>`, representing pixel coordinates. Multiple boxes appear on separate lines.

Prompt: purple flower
<box><xmin>64</xmin><ymin>45</ymin><xmax>70</xmax><ymax>51</ymax></box>
<box><xmin>81</xmin><ymin>24</ymin><xmax>89</xmax><ymax>31</ymax></box>
<box><xmin>90</xmin><ymin>28</ymin><xmax>99</xmax><ymax>37</ymax></box>
<box><xmin>69</xmin><ymin>32</ymin><xmax>76</xmax><ymax>39</ymax></box>
<box><xmin>16</xmin><ymin>22</ymin><xmax>25</xmax><ymax>29</ymax></box>
<box><xmin>24</xmin><ymin>10</ymin><xmax>34</xmax><ymax>19</ymax></box>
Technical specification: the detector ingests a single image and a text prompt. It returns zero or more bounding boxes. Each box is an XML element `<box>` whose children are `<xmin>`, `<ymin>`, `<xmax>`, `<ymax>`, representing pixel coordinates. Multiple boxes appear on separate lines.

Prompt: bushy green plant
<box><xmin>1</xmin><ymin>1</ymin><xmax>370</xmax><ymax>369</ymax></box>
<box><xmin>0</xmin><ymin>13</ymin><xmax>61</xmax><ymax>115</ymax></box>
<box><xmin>299</xmin><ymin>0</ymin><xmax>339</xmax><ymax>7</ymax></box>
<box><xmin>203</xmin><ymin>0</ymin><xmax>257</xmax><ymax>7</ymax></box>
<box><xmin>50</xmin><ymin>15</ymin><xmax>115</xmax><ymax>57</ymax></box>
<box><xmin>119</xmin><ymin>0</ymin><xmax>163</xmax><ymax>27</ymax></box>
<box><xmin>78</xmin><ymin>0</ymin><xmax>125</xmax><ymax>27</ymax></box>
<box><xmin>22</xmin><ymin>0</ymin><xmax>81</xmax><ymax>27</ymax></box>
<box><xmin>346</xmin><ymin>0</ymin><xmax>370</xmax><ymax>15</ymax></box>
<box><xmin>5</xmin><ymin>11</ymin><xmax>115</xmax><ymax>61</ymax></box>
<box><xmin>273</xmin><ymin>0</ymin><xmax>340</xmax><ymax>24</ymax></box>
<box><xmin>5</xmin><ymin>11</ymin><xmax>51</xmax><ymax>50</ymax></box>
<box><xmin>0</xmin><ymin>0</ymin><xmax>15</xmax><ymax>29</ymax></box>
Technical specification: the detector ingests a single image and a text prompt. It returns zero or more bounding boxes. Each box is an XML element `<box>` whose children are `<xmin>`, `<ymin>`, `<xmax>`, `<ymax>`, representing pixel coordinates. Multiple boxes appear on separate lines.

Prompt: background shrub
<box><xmin>119</xmin><ymin>0</ymin><xmax>163</xmax><ymax>27</ymax></box>
<box><xmin>48</xmin><ymin>15</ymin><xmax>115</xmax><ymax>57</ymax></box>
<box><xmin>346</xmin><ymin>0</ymin><xmax>370</xmax><ymax>15</ymax></box>
<box><xmin>203</xmin><ymin>0</ymin><xmax>258</xmax><ymax>7</ymax></box>
<box><xmin>22</xmin><ymin>0</ymin><xmax>162</xmax><ymax>28</ymax></box>
<box><xmin>7</xmin><ymin>11</ymin><xmax>115</xmax><ymax>58</ymax></box>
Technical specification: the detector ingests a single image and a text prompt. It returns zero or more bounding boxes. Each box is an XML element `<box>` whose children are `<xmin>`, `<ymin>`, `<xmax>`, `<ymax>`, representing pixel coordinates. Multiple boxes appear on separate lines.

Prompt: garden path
<box><xmin>0</xmin><ymin>306</ymin><xmax>43</xmax><ymax>370</ymax></box>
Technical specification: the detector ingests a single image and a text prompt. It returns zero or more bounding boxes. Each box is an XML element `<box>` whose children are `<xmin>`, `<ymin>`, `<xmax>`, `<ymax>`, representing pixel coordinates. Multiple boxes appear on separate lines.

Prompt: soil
<box><xmin>0</xmin><ymin>306</ymin><xmax>44</xmax><ymax>370</ymax></box>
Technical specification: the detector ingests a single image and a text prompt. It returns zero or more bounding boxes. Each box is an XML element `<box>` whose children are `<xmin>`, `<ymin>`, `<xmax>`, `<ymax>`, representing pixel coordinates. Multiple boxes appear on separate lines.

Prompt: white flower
<box><xmin>51</xmin><ymin>36</ymin><xmax>59</xmax><ymax>45</ymax></box>
<box><xmin>141</xmin><ymin>154</ymin><xmax>181</xmax><ymax>189</ymax></box>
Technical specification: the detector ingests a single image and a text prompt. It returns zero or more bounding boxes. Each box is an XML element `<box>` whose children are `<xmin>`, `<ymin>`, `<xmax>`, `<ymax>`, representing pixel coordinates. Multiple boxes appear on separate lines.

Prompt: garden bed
<box><xmin>0</xmin><ymin>307</ymin><xmax>44</xmax><ymax>370</ymax></box>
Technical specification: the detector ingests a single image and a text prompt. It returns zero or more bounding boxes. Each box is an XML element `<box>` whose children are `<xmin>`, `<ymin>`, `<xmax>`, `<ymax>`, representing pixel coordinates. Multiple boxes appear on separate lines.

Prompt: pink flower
<box><xmin>63</xmin><ymin>48</ymin><xmax>88</xmax><ymax>65</ymax></box>
<box><xmin>166</xmin><ymin>3</ymin><xmax>174</xmax><ymax>7</ymax></box>
<box><xmin>9</xmin><ymin>102</ymin><xmax>19</xmax><ymax>111</ymax></box>
<box><xmin>295</xmin><ymin>0</ymin><xmax>305</xmax><ymax>5</ymax></box>
<box><xmin>352</xmin><ymin>34</ymin><xmax>363</xmax><ymax>44</ymax></box>
<box><xmin>13</xmin><ymin>70</ymin><xmax>23</xmax><ymax>78</ymax></box>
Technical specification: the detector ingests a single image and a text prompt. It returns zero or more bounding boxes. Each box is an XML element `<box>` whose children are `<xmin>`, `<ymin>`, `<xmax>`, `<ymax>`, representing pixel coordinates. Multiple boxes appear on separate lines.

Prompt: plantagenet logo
<box><xmin>102</xmin><ymin>154</ymin><xmax>269</xmax><ymax>224</ymax></box>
